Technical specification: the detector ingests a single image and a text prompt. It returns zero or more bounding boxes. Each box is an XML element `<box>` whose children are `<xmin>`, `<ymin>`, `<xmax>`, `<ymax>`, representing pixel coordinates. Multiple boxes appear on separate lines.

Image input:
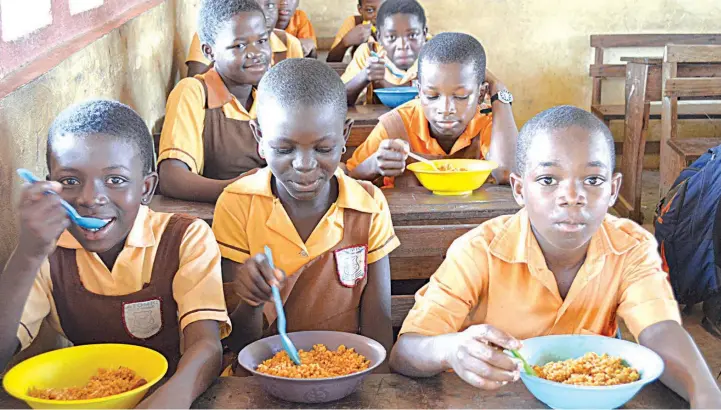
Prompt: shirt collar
<box><xmin>405</xmin><ymin>99</ymin><xmax>490</xmax><ymax>155</ymax></box>
<box><xmin>57</xmin><ymin>205</ymin><xmax>155</xmax><ymax>250</ymax></box>
<box><xmin>200</xmin><ymin>68</ymin><xmax>257</xmax><ymax>119</ymax></box>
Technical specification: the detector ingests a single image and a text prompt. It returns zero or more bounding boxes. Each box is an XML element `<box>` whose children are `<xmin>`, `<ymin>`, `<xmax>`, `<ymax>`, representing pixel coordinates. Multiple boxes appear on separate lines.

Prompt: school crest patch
<box><xmin>334</xmin><ymin>245</ymin><xmax>368</xmax><ymax>287</ymax></box>
<box><xmin>122</xmin><ymin>298</ymin><xmax>163</xmax><ymax>339</ymax></box>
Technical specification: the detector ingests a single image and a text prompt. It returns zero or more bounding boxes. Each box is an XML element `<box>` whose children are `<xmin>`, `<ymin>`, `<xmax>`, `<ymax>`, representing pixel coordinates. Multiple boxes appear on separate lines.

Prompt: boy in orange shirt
<box><xmin>276</xmin><ymin>0</ymin><xmax>316</xmax><ymax>57</ymax></box>
<box><xmin>326</xmin><ymin>0</ymin><xmax>384</xmax><ymax>63</ymax></box>
<box><xmin>0</xmin><ymin>100</ymin><xmax>229</xmax><ymax>408</ymax></box>
<box><xmin>159</xmin><ymin>0</ymin><xmax>271</xmax><ymax>203</ymax></box>
<box><xmin>389</xmin><ymin>106</ymin><xmax>721</xmax><ymax>408</ymax></box>
<box><xmin>185</xmin><ymin>0</ymin><xmax>303</xmax><ymax>78</ymax></box>
<box><xmin>347</xmin><ymin>32</ymin><xmax>517</xmax><ymax>186</ymax></box>
<box><xmin>213</xmin><ymin>59</ymin><xmax>399</xmax><ymax>371</ymax></box>
<box><xmin>341</xmin><ymin>0</ymin><xmax>427</xmax><ymax>105</ymax></box>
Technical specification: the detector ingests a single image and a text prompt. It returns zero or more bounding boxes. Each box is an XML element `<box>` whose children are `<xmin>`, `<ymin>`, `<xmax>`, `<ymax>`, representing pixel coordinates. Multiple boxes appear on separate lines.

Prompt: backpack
<box><xmin>654</xmin><ymin>144</ymin><xmax>721</xmax><ymax>306</ymax></box>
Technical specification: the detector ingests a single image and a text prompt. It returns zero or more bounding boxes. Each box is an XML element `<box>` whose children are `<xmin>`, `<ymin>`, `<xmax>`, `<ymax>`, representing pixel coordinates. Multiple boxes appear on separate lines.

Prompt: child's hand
<box><xmin>373</xmin><ymin>139</ymin><xmax>409</xmax><ymax>177</ymax></box>
<box><xmin>233</xmin><ymin>253</ymin><xmax>286</xmax><ymax>306</ymax></box>
<box><xmin>365</xmin><ymin>56</ymin><xmax>387</xmax><ymax>83</ymax></box>
<box><xmin>300</xmin><ymin>39</ymin><xmax>317</xmax><ymax>58</ymax></box>
<box><xmin>446</xmin><ymin>324</ymin><xmax>522</xmax><ymax>390</ymax></box>
<box><xmin>343</xmin><ymin>24</ymin><xmax>372</xmax><ymax>47</ymax></box>
<box><xmin>18</xmin><ymin>181</ymin><xmax>69</xmax><ymax>258</ymax></box>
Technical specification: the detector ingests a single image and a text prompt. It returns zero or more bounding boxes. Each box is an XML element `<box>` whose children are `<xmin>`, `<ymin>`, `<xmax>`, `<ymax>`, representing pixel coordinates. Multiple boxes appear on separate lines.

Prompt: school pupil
<box><xmin>0</xmin><ymin>100</ymin><xmax>230</xmax><ymax>408</ymax></box>
<box><xmin>341</xmin><ymin>0</ymin><xmax>427</xmax><ymax>105</ymax></box>
<box><xmin>326</xmin><ymin>0</ymin><xmax>384</xmax><ymax>63</ymax></box>
<box><xmin>212</xmin><ymin>59</ymin><xmax>398</xmax><ymax>373</ymax></box>
<box><xmin>276</xmin><ymin>0</ymin><xmax>317</xmax><ymax>58</ymax></box>
<box><xmin>388</xmin><ymin>106</ymin><xmax>721</xmax><ymax>408</ymax></box>
<box><xmin>185</xmin><ymin>0</ymin><xmax>304</xmax><ymax>78</ymax></box>
<box><xmin>159</xmin><ymin>0</ymin><xmax>270</xmax><ymax>203</ymax></box>
<box><xmin>347</xmin><ymin>32</ymin><xmax>518</xmax><ymax>186</ymax></box>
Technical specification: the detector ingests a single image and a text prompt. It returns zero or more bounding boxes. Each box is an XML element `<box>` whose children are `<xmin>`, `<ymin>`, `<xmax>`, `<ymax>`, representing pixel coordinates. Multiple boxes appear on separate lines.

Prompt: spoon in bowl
<box><xmin>407</xmin><ymin>152</ymin><xmax>439</xmax><ymax>171</ymax></box>
<box><xmin>264</xmin><ymin>246</ymin><xmax>302</xmax><ymax>365</ymax></box>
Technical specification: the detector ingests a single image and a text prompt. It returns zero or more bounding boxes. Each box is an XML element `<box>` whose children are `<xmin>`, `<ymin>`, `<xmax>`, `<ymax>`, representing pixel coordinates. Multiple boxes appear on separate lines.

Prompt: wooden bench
<box><xmin>659</xmin><ymin>45</ymin><xmax>721</xmax><ymax>196</ymax></box>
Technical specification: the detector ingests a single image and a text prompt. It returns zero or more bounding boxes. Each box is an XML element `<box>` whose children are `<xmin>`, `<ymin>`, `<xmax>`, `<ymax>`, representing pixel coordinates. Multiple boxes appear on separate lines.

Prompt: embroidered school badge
<box><xmin>122</xmin><ymin>298</ymin><xmax>163</xmax><ymax>339</ymax></box>
<box><xmin>334</xmin><ymin>245</ymin><xmax>368</xmax><ymax>287</ymax></box>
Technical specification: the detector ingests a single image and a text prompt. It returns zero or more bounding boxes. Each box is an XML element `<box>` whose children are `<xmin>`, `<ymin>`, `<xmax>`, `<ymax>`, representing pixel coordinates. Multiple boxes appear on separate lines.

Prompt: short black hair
<box><xmin>47</xmin><ymin>100</ymin><xmax>155</xmax><ymax>175</ymax></box>
<box><xmin>198</xmin><ymin>0</ymin><xmax>264</xmax><ymax>45</ymax></box>
<box><xmin>376</xmin><ymin>0</ymin><xmax>426</xmax><ymax>33</ymax></box>
<box><xmin>257</xmin><ymin>58</ymin><xmax>347</xmax><ymax>121</ymax></box>
<box><xmin>515</xmin><ymin>105</ymin><xmax>615</xmax><ymax>176</ymax></box>
<box><xmin>419</xmin><ymin>32</ymin><xmax>486</xmax><ymax>86</ymax></box>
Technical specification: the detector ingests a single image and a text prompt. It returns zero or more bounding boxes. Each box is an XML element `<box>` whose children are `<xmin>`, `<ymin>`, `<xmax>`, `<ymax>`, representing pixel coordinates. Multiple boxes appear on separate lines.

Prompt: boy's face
<box><xmin>203</xmin><ymin>12</ymin><xmax>271</xmax><ymax>86</ymax></box>
<box><xmin>256</xmin><ymin>0</ymin><xmax>279</xmax><ymax>32</ymax></box>
<box><xmin>276</xmin><ymin>0</ymin><xmax>299</xmax><ymax>29</ymax></box>
<box><xmin>378</xmin><ymin>13</ymin><xmax>426</xmax><ymax>71</ymax></box>
<box><xmin>359</xmin><ymin>0</ymin><xmax>383</xmax><ymax>25</ymax></box>
<box><xmin>419</xmin><ymin>61</ymin><xmax>486</xmax><ymax>140</ymax></box>
<box><xmin>48</xmin><ymin>133</ymin><xmax>157</xmax><ymax>254</ymax></box>
<box><xmin>510</xmin><ymin>127</ymin><xmax>622</xmax><ymax>253</ymax></box>
<box><xmin>252</xmin><ymin>103</ymin><xmax>352</xmax><ymax>201</ymax></box>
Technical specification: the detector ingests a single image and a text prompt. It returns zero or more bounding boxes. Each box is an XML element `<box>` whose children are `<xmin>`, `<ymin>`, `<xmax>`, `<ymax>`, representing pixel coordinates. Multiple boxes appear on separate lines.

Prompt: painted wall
<box><xmin>0</xmin><ymin>0</ymin><xmax>201</xmax><ymax>269</ymax></box>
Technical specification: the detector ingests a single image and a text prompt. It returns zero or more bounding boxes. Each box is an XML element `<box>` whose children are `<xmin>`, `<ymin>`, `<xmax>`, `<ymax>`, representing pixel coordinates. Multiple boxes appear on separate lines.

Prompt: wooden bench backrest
<box><xmin>589</xmin><ymin>34</ymin><xmax>721</xmax><ymax>105</ymax></box>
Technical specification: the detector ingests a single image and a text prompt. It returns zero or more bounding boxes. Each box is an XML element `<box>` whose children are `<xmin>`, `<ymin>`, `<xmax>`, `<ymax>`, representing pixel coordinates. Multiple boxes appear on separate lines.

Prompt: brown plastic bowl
<box><xmin>237</xmin><ymin>331</ymin><xmax>386</xmax><ymax>403</ymax></box>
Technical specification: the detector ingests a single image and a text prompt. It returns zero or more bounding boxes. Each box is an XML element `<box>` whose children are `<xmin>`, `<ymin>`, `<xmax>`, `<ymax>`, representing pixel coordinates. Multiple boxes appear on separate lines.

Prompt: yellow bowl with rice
<box><xmin>406</xmin><ymin>159</ymin><xmax>498</xmax><ymax>196</ymax></box>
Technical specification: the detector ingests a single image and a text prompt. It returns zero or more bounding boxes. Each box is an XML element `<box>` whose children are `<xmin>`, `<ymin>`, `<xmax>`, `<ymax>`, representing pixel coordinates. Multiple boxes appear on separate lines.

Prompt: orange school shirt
<box><xmin>17</xmin><ymin>206</ymin><xmax>231</xmax><ymax>350</ymax></box>
<box><xmin>185</xmin><ymin>31</ymin><xmax>303</xmax><ymax>67</ymax></box>
<box><xmin>399</xmin><ymin>209</ymin><xmax>682</xmax><ymax>340</ymax></box>
<box><xmin>283</xmin><ymin>9</ymin><xmax>317</xmax><ymax>45</ymax></box>
<box><xmin>212</xmin><ymin>167</ymin><xmax>400</xmax><ymax>276</ymax></box>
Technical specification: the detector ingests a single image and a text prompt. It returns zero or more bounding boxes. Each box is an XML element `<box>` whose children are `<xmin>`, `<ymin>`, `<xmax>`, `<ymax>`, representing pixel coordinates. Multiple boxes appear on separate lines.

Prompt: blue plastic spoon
<box><xmin>264</xmin><ymin>246</ymin><xmax>302</xmax><ymax>365</ymax></box>
<box><xmin>17</xmin><ymin>169</ymin><xmax>109</xmax><ymax>231</ymax></box>
<box><xmin>370</xmin><ymin>51</ymin><xmax>405</xmax><ymax>78</ymax></box>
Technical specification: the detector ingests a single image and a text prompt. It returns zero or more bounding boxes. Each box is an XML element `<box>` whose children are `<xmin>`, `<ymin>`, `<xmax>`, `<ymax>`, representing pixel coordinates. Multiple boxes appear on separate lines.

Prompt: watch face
<box><xmin>499</xmin><ymin>89</ymin><xmax>513</xmax><ymax>103</ymax></box>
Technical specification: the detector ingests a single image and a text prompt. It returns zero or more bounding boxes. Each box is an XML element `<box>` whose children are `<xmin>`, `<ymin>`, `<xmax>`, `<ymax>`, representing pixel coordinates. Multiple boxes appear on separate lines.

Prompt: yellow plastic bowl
<box><xmin>406</xmin><ymin>159</ymin><xmax>498</xmax><ymax>196</ymax></box>
<box><xmin>3</xmin><ymin>344</ymin><xmax>168</xmax><ymax>409</ymax></box>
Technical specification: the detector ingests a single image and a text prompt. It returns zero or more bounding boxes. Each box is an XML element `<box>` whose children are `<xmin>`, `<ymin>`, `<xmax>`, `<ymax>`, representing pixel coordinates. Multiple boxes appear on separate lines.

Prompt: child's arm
<box><xmin>327</xmin><ymin>24</ymin><xmax>372</xmax><ymax>63</ymax></box>
<box><xmin>349</xmin><ymin>139</ymin><xmax>409</xmax><ymax>181</ymax></box>
<box><xmin>638</xmin><ymin>320</ymin><xmax>721</xmax><ymax>408</ymax></box>
<box><xmin>484</xmin><ymin>71</ymin><xmax>518</xmax><ymax>184</ymax></box>
<box><xmin>300</xmin><ymin>38</ymin><xmax>317</xmax><ymax>58</ymax></box>
<box><xmin>136</xmin><ymin>320</ymin><xmax>222</xmax><ymax>409</ymax></box>
<box><xmin>0</xmin><ymin>182</ymin><xmax>68</xmax><ymax>370</ymax></box>
<box><xmin>158</xmin><ymin>160</ymin><xmax>240</xmax><ymax>203</ymax></box>
<box><xmin>360</xmin><ymin>256</ymin><xmax>393</xmax><ymax>372</ymax></box>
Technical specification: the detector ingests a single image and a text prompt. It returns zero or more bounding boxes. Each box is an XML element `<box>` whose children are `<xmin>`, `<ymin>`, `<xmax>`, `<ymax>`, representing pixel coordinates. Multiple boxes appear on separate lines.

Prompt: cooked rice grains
<box><xmin>28</xmin><ymin>367</ymin><xmax>147</xmax><ymax>401</ymax></box>
<box><xmin>534</xmin><ymin>352</ymin><xmax>640</xmax><ymax>386</ymax></box>
<box><xmin>256</xmin><ymin>344</ymin><xmax>370</xmax><ymax>378</ymax></box>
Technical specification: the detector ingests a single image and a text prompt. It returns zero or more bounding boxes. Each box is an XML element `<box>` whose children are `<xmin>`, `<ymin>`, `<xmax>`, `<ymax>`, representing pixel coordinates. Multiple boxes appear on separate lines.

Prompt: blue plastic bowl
<box><xmin>518</xmin><ymin>335</ymin><xmax>664</xmax><ymax>409</ymax></box>
<box><xmin>373</xmin><ymin>87</ymin><xmax>418</xmax><ymax>108</ymax></box>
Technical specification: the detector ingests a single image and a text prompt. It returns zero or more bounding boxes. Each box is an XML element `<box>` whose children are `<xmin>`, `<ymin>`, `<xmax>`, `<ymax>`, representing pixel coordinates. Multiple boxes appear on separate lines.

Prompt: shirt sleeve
<box><xmin>616</xmin><ymin>237</ymin><xmax>682</xmax><ymax>339</ymax></box>
<box><xmin>157</xmin><ymin>78</ymin><xmax>207</xmax><ymax>174</ymax></box>
<box><xmin>285</xmin><ymin>34</ymin><xmax>305</xmax><ymax>59</ymax></box>
<box><xmin>17</xmin><ymin>260</ymin><xmax>53</xmax><ymax>350</ymax></box>
<box><xmin>367</xmin><ymin>186</ymin><xmax>400</xmax><ymax>264</ymax></box>
<box><xmin>173</xmin><ymin>220</ymin><xmax>231</xmax><ymax>338</ymax></box>
<box><xmin>341</xmin><ymin>43</ymin><xmax>370</xmax><ymax>83</ymax></box>
<box><xmin>295</xmin><ymin>10</ymin><xmax>317</xmax><ymax>44</ymax></box>
<box><xmin>479</xmin><ymin>113</ymin><xmax>494</xmax><ymax>159</ymax></box>
<box><xmin>212</xmin><ymin>191</ymin><xmax>251</xmax><ymax>264</ymax></box>
<box><xmin>345</xmin><ymin>122</ymin><xmax>389</xmax><ymax>171</ymax></box>
<box><xmin>331</xmin><ymin>16</ymin><xmax>358</xmax><ymax>49</ymax></box>
<box><xmin>186</xmin><ymin>33</ymin><xmax>211</xmax><ymax>65</ymax></box>
<box><xmin>399</xmin><ymin>233</ymin><xmax>488</xmax><ymax>336</ymax></box>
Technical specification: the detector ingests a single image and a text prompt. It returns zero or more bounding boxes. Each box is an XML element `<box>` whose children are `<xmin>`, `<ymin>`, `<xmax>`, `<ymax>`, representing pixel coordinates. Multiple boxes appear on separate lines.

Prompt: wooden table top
<box><xmin>150</xmin><ymin>185</ymin><xmax>518</xmax><ymax>225</ymax></box>
<box><xmin>621</xmin><ymin>56</ymin><xmax>663</xmax><ymax>65</ymax></box>
<box><xmin>347</xmin><ymin>104</ymin><xmax>390</xmax><ymax>126</ymax></box>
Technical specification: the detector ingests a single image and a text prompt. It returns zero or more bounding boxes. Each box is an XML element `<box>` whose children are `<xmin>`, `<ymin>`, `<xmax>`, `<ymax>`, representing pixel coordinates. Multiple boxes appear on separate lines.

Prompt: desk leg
<box><xmin>618</xmin><ymin>62</ymin><xmax>650</xmax><ymax>224</ymax></box>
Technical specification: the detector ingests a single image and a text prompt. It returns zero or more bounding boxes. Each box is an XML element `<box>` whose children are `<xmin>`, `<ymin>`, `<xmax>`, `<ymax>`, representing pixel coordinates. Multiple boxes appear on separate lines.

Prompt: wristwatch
<box><xmin>491</xmin><ymin>89</ymin><xmax>513</xmax><ymax>105</ymax></box>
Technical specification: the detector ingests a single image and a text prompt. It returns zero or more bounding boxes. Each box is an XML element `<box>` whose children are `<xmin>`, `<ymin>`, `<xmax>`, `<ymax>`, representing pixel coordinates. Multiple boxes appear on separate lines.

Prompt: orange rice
<box><xmin>437</xmin><ymin>164</ymin><xmax>468</xmax><ymax>172</ymax></box>
<box><xmin>256</xmin><ymin>344</ymin><xmax>370</xmax><ymax>378</ymax></box>
<box><xmin>533</xmin><ymin>352</ymin><xmax>640</xmax><ymax>386</ymax></box>
<box><xmin>28</xmin><ymin>367</ymin><xmax>147</xmax><ymax>401</ymax></box>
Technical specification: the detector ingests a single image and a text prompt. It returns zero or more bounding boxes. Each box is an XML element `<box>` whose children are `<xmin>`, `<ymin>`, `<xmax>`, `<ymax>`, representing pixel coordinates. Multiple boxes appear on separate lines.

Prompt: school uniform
<box><xmin>185</xmin><ymin>30</ymin><xmax>304</xmax><ymax>68</ymax></box>
<box><xmin>399</xmin><ymin>209</ymin><xmax>682</xmax><ymax>340</ymax></box>
<box><xmin>212</xmin><ymin>167</ymin><xmax>399</xmax><ymax>335</ymax></box>
<box><xmin>282</xmin><ymin>9</ymin><xmax>317</xmax><ymax>47</ymax></box>
<box><xmin>17</xmin><ymin>207</ymin><xmax>230</xmax><ymax>373</ymax></box>
<box><xmin>345</xmin><ymin>98</ymin><xmax>494</xmax><ymax>187</ymax></box>
<box><xmin>341</xmin><ymin>43</ymin><xmax>418</xmax><ymax>105</ymax></box>
<box><xmin>158</xmin><ymin>67</ymin><xmax>264</xmax><ymax>180</ymax></box>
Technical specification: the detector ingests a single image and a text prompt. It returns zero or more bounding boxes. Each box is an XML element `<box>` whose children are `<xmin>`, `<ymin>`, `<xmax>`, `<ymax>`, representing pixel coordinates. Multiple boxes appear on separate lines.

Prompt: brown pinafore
<box><xmin>261</xmin><ymin>181</ymin><xmax>375</xmax><ymax>336</ymax></box>
<box><xmin>378</xmin><ymin>110</ymin><xmax>485</xmax><ymax>188</ymax></box>
<box><xmin>196</xmin><ymin>73</ymin><xmax>266</xmax><ymax>181</ymax></box>
<box><xmin>49</xmin><ymin>214</ymin><xmax>196</xmax><ymax>374</ymax></box>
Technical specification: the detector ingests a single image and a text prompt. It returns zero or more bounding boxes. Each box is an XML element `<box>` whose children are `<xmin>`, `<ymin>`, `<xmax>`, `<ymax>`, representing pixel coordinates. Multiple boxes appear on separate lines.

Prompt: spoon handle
<box><xmin>17</xmin><ymin>169</ymin><xmax>81</xmax><ymax>220</ymax></box>
<box><xmin>407</xmin><ymin>152</ymin><xmax>439</xmax><ymax>170</ymax></box>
